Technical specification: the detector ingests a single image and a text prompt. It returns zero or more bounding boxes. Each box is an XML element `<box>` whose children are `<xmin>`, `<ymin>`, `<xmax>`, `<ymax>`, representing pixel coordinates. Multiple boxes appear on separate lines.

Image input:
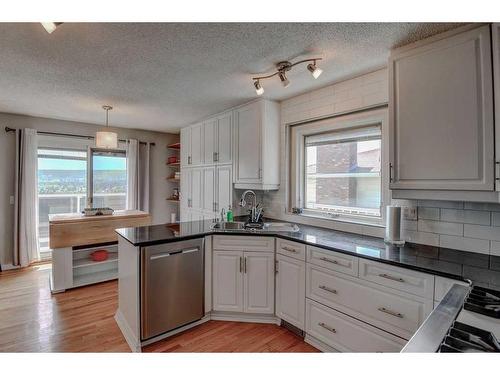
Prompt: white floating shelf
<box><xmin>73</xmin><ymin>253</ymin><xmax>118</xmax><ymax>269</ymax></box>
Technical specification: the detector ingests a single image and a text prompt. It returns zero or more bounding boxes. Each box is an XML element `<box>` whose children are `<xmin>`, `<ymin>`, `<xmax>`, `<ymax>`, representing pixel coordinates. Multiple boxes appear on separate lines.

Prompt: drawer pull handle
<box><xmin>319</xmin><ymin>257</ymin><xmax>338</xmax><ymax>265</ymax></box>
<box><xmin>378</xmin><ymin>307</ymin><xmax>404</xmax><ymax>318</ymax></box>
<box><xmin>318</xmin><ymin>322</ymin><xmax>336</xmax><ymax>333</ymax></box>
<box><xmin>378</xmin><ymin>273</ymin><xmax>405</xmax><ymax>283</ymax></box>
<box><xmin>319</xmin><ymin>285</ymin><xmax>337</xmax><ymax>294</ymax></box>
<box><xmin>282</xmin><ymin>246</ymin><xmax>297</xmax><ymax>253</ymax></box>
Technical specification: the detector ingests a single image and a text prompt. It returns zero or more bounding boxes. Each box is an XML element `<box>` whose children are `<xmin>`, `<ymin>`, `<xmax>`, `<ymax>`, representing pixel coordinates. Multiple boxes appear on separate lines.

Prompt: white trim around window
<box><xmin>287</xmin><ymin>107</ymin><xmax>390</xmax><ymax>227</ymax></box>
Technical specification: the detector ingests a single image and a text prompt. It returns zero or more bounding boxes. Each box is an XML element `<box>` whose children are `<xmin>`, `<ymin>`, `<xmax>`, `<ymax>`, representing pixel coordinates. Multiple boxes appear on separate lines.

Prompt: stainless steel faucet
<box><xmin>220</xmin><ymin>207</ymin><xmax>226</xmax><ymax>222</ymax></box>
<box><xmin>239</xmin><ymin>190</ymin><xmax>262</xmax><ymax>223</ymax></box>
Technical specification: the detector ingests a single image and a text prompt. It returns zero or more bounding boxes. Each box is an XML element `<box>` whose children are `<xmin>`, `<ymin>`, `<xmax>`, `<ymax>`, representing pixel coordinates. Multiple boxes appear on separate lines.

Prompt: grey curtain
<box><xmin>126</xmin><ymin>139</ymin><xmax>150</xmax><ymax>212</ymax></box>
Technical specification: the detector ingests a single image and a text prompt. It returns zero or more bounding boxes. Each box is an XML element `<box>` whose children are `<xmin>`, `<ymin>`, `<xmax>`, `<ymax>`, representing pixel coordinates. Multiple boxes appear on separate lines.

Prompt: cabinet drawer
<box><xmin>358</xmin><ymin>259</ymin><xmax>434</xmax><ymax>299</ymax></box>
<box><xmin>306</xmin><ymin>264</ymin><xmax>432</xmax><ymax>339</ymax></box>
<box><xmin>307</xmin><ymin>246</ymin><xmax>358</xmax><ymax>276</ymax></box>
<box><xmin>212</xmin><ymin>235</ymin><xmax>274</xmax><ymax>252</ymax></box>
<box><xmin>306</xmin><ymin>299</ymin><xmax>407</xmax><ymax>352</ymax></box>
<box><xmin>277</xmin><ymin>239</ymin><xmax>306</xmax><ymax>261</ymax></box>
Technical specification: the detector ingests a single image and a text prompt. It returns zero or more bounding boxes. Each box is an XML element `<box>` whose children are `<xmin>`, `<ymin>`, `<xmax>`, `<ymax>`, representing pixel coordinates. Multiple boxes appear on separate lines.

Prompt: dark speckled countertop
<box><xmin>116</xmin><ymin>218</ymin><xmax>500</xmax><ymax>287</ymax></box>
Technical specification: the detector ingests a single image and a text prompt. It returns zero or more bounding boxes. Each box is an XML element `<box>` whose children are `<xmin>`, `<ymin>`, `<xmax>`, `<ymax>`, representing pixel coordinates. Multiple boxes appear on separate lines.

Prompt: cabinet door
<box><xmin>276</xmin><ymin>254</ymin><xmax>306</xmax><ymax>329</ymax></box>
<box><xmin>180</xmin><ymin>168</ymin><xmax>191</xmax><ymax>220</ymax></box>
<box><xmin>190</xmin><ymin>123</ymin><xmax>203</xmax><ymax>166</ymax></box>
<box><xmin>243</xmin><ymin>251</ymin><xmax>274</xmax><ymax>314</ymax></box>
<box><xmin>216</xmin><ymin>165</ymin><xmax>232</xmax><ymax>214</ymax></box>
<box><xmin>213</xmin><ymin>250</ymin><xmax>244</xmax><ymax>312</ymax></box>
<box><xmin>234</xmin><ymin>101</ymin><xmax>262</xmax><ymax>183</ymax></box>
<box><xmin>389</xmin><ymin>25</ymin><xmax>494</xmax><ymax>191</ymax></box>
<box><xmin>203</xmin><ymin>118</ymin><xmax>217</xmax><ymax>165</ymax></box>
<box><xmin>493</xmin><ymin>23</ymin><xmax>500</xmax><ymax>191</ymax></box>
<box><xmin>180</xmin><ymin>127</ymin><xmax>191</xmax><ymax>166</ymax></box>
<box><xmin>202</xmin><ymin>166</ymin><xmax>216</xmax><ymax>214</ymax></box>
<box><xmin>190</xmin><ymin>168</ymin><xmax>203</xmax><ymax>211</ymax></box>
<box><xmin>217</xmin><ymin>112</ymin><xmax>232</xmax><ymax>164</ymax></box>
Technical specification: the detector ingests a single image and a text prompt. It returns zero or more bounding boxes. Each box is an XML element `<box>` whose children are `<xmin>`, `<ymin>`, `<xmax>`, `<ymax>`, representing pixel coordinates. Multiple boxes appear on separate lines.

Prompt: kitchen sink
<box><xmin>211</xmin><ymin>221</ymin><xmax>246</xmax><ymax>230</ymax></box>
<box><xmin>211</xmin><ymin>221</ymin><xmax>299</xmax><ymax>232</ymax></box>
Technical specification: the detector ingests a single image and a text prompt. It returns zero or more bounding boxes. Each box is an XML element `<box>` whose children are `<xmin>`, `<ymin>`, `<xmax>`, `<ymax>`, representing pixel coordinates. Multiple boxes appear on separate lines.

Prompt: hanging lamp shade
<box><xmin>96</xmin><ymin>105</ymin><xmax>118</xmax><ymax>149</ymax></box>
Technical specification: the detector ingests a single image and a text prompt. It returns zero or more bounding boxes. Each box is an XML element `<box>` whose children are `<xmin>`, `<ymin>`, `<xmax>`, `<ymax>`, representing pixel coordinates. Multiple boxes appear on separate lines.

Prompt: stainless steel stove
<box><xmin>402</xmin><ymin>284</ymin><xmax>500</xmax><ymax>353</ymax></box>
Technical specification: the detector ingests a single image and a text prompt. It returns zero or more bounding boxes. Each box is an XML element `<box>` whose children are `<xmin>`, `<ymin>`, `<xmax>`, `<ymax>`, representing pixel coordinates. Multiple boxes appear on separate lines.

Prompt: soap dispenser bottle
<box><xmin>226</xmin><ymin>205</ymin><xmax>234</xmax><ymax>222</ymax></box>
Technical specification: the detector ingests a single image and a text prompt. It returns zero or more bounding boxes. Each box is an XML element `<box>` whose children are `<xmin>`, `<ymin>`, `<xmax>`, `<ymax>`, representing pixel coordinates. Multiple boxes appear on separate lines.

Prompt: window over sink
<box><xmin>289</xmin><ymin>108</ymin><xmax>389</xmax><ymax>226</ymax></box>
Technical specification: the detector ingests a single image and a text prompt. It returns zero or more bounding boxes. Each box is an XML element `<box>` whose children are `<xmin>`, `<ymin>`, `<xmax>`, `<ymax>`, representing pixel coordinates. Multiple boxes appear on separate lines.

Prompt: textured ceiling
<box><xmin>0</xmin><ymin>22</ymin><xmax>464</xmax><ymax>133</ymax></box>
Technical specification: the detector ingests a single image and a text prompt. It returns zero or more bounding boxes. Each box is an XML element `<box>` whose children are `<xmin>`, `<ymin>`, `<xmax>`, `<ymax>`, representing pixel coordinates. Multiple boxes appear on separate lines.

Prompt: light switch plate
<box><xmin>403</xmin><ymin>206</ymin><xmax>418</xmax><ymax>221</ymax></box>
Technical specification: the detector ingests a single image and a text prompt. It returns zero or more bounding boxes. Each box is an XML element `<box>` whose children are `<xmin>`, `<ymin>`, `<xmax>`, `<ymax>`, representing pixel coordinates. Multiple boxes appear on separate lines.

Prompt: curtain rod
<box><xmin>4</xmin><ymin>126</ymin><xmax>155</xmax><ymax>146</ymax></box>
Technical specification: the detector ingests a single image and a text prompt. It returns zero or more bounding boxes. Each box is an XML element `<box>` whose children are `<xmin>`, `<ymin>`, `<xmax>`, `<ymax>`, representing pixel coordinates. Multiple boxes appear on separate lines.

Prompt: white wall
<box><xmin>0</xmin><ymin>112</ymin><xmax>179</xmax><ymax>267</ymax></box>
<box><xmin>264</xmin><ymin>68</ymin><xmax>389</xmax><ymax>238</ymax></box>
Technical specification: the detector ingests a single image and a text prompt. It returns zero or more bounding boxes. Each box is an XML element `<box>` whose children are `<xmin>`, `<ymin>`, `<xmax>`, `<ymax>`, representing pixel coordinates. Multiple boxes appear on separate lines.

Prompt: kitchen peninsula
<box><xmin>114</xmin><ymin>218</ymin><xmax>484</xmax><ymax>353</ymax></box>
<box><xmin>49</xmin><ymin>210</ymin><xmax>151</xmax><ymax>293</ymax></box>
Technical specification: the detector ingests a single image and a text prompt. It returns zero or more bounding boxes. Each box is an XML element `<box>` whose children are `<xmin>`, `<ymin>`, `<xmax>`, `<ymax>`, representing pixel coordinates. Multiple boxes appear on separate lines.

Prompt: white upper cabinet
<box><xmin>203</xmin><ymin>118</ymin><xmax>217</xmax><ymax>165</ymax></box>
<box><xmin>202</xmin><ymin>166</ymin><xmax>216</xmax><ymax>215</ymax></box>
<box><xmin>216</xmin><ymin>112</ymin><xmax>232</xmax><ymax>164</ymax></box>
<box><xmin>389</xmin><ymin>25</ymin><xmax>495</xmax><ymax>193</ymax></box>
<box><xmin>216</xmin><ymin>164</ymin><xmax>232</xmax><ymax>213</ymax></box>
<box><xmin>233</xmin><ymin>99</ymin><xmax>280</xmax><ymax>190</ymax></box>
<box><xmin>493</xmin><ymin>23</ymin><xmax>500</xmax><ymax>191</ymax></box>
<box><xmin>180</xmin><ymin>127</ymin><xmax>191</xmax><ymax>167</ymax></box>
<box><xmin>190</xmin><ymin>123</ymin><xmax>203</xmax><ymax>166</ymax></box>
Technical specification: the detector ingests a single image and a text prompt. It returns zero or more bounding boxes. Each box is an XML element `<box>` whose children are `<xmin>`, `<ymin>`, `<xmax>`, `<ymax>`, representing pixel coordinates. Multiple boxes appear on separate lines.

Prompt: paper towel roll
<box><xmin>385</xmin><ymin>206</ymin><xmax>405</xmax><ymax>245</ymax></box>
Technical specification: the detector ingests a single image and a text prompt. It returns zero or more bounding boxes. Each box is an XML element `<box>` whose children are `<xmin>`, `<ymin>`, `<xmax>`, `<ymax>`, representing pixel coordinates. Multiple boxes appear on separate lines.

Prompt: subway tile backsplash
<box><xmin>401</xmin><ymin>199</ymin><xmax>500</xmax><ymax>255</ymax></box>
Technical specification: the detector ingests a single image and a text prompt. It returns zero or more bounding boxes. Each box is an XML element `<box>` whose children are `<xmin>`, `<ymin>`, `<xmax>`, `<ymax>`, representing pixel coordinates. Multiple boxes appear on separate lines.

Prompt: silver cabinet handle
<box><xmin>275</xmin><ymin>260</ymin><xmax>279</xmax><ymax>274</ymax></box>
<box><xmin>389</xmin><ymin>163</ymin><xmax>393</xmax><ymax>182</ymax></box>
<box><xmin>378</xmin><ymin>307</ymin><xmax>404</xmax><ymax>318</ymax></box>
<box><xmin>319</xmin><ymin>256</ymin><xmax>338</xmax><ymax>265</ymax></box>
<box><xmin>318</xmin><ymin>322</ymin><xmax>336</xmax><ymax>333</ymax></box>
<box><xmin>239</xmin><ymin>256</ymin><xmax>243</xmax><ymax>273</ymax></box>
<box><xmin>319</xmin><ymin>285</ymin><xmax>337</xmax><ymax>294</ymax></box>
<box><xmin>182</xmin><ymin>248</ymin><xmax>198</xmax><ymax>254</ymax></box>
<box><xmin>213</xmin><ymin>152</ymin><xmax>218</xmax><ymax>162</ymax></box>
<box><xmin>150</xmin><ymin>253</ymin><xmax>170</xmax><ymax>260</ymax></box>
<box><xmin>244</xmin><ymin>257</ymin><xmax>247</xmax><ymax>273</ymax></box>
<box><xmin>282</xmin><ymin>246</ymin><xmax>297</xmax><ymax>253</ymax></box>
<box><xmin>188</xmin><ymin>156</ymin><xmax>192</xmax><ymax>165</ymax></box>
<box><xmin>378</xmin><ymin>273</ymin><xmax>405</xmax><ymax>283</ymax></box>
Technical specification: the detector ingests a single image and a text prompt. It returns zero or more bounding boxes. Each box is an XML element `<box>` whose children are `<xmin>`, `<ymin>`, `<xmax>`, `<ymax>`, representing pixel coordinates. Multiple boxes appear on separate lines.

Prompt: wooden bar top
<box><xmin>49</xmin><ymin>210</ymin><xmax>150</xmax><ymax>224</ymax></box>
<box><xmin>49</xmin><ymin>210</ymin><xmax>152</xmax><ymax>249</ymax></box>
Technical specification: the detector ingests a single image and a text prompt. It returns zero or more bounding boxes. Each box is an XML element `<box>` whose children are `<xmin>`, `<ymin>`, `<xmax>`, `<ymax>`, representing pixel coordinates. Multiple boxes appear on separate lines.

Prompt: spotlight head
<box><xmin>278</xmin><ymin>71</ymin><xmax>290</xmax><ymax>88</ymax></box>
<box><xmin>254</xmin><ymin>80</ymin><xmax>264</xmax><ymax>96</ymax></box>
<box><xmin>307</xmin><ymin>63</ymin><xmax>323</xmax><ymax>79</ymax></box>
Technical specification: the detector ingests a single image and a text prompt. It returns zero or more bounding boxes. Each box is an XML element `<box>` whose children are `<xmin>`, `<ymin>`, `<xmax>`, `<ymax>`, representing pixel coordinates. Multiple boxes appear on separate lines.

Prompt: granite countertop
<box><xmin>116</xmin><ymin>218</ymin><xmax>500</xmax><ymax>285</ymax></box>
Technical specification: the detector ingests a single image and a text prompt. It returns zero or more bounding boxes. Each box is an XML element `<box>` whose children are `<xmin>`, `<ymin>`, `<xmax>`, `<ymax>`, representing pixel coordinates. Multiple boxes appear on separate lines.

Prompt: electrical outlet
<box><xmin>9</xmin><ymin>195</ymin><xmax>14</xmax><ymax>205</ymax></box>
<box><xmin>403</xmin><ymin>206</ymin><xmax>418</xmax><ymax>221</ymax></box>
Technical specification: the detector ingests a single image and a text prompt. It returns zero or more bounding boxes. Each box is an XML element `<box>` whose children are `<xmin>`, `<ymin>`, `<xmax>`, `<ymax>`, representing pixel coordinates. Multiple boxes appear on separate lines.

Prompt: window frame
<box><xmin>288</xmin><ymin>108</ymin><xmax>389</xmax><ymax>227</ymax></box>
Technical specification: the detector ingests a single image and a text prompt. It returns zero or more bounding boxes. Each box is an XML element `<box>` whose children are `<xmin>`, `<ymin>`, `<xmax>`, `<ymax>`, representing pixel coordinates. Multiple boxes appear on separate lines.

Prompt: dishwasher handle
<box><xmin>149</xmin><ymin>247</ymin><xmax>199</xmax><ymax>260</ymax></box>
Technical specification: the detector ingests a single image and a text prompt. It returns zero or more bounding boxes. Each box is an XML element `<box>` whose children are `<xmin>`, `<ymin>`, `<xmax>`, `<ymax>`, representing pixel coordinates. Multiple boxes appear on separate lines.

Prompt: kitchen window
<box><xmin>289</xmin><ymin>108</ymin><xmax>388</xmax><ymax>226</ymax></box>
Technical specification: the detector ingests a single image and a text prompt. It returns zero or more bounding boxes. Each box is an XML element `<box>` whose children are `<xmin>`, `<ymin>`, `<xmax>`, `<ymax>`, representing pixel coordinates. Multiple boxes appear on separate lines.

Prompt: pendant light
<box><xmin>95</xmin><ymin>105</ymin><xmax>118</xmax><ymax>149</ymax></box>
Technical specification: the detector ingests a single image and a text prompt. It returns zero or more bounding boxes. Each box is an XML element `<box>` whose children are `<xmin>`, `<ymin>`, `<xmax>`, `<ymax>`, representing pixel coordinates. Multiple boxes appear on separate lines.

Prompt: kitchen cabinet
<box><xmin>213</xmin><ymin>250</ymin><xmax>244</xmax><ymax>312</ymax></box>
<box><xmin>233</xmin><ymin>99</ymin><xmax>280</xmax><ymax>190</ymax></box>
<box><xmin>202</xmin><ymin>166</ymin><xmax>216</xmax><ymax>215</ymax></box>
<box><xmin>190</xmin><ymin>168</ymin><xmax>203</xmax><ymax>211</ymax></box>
<box><xmin>389</xmin><ymin>25</ymin><xmax>496</xmax><ymax>200</ymax></box>
<box><xmin>276</xmin><ymin>254</ymin><xmax>306</xmax><ymax>329</ymax></box>
<box><xmin>216</xmin><ymin>164</ymin><xmax>232</xmax><ymax>213</ymax></box>
<box><xmin>212</xmin><ymin>236</ymin><xmax>275</xmax><ymax>314</ymax></box>
<box><xmin>190</xmin><ymin>123</ymin><xmax>203</xmax><ymax>166</ymax></box>
<box><xmin>202</xmin><ymin>112</ymin><xmax>232</xmax><ymax>165</ymax></box>
<box><xmin>180</xmin><ymin>127</ymin><xmax>191</xmax><ymax>166</ymax></box>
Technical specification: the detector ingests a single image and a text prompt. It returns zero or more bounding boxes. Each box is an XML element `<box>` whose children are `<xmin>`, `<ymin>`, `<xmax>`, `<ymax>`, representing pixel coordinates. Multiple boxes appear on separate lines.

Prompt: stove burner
<box><xmin>464</xmin><ymin>286</ymin><xmax>500</xmax><ymax>319</ymax></box>
<box><xmin>438</xmin><ymin>321</ymin><xmax>500</xmax><ymax>353</ymax></box>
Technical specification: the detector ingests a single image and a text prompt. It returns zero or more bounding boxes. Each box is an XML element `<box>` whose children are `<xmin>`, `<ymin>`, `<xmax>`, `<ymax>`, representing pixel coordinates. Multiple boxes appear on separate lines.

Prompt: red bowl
<box><xmin>168</xmin><ymin>156</ymin><xmax>178</xmax><ymax>164</ymax></box>
<box><xmin>90</xmin><ymin>250</ymin><xmax>108</xmax><ymax>262</ymax></box>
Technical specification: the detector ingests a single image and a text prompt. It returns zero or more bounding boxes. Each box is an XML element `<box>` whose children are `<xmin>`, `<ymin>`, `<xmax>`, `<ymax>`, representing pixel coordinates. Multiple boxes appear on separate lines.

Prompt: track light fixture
<box><xmin>251</xmin><ymin>58</ymin><xmax>322</xmax><ymax>95</ymax></box>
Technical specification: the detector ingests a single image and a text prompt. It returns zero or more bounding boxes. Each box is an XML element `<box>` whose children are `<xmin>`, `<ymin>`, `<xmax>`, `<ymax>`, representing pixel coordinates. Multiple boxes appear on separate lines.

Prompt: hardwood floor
<box><xmin>0</xmin><ymin>264</ymin><xmax>318</xmax><ymax>353</ymax></box>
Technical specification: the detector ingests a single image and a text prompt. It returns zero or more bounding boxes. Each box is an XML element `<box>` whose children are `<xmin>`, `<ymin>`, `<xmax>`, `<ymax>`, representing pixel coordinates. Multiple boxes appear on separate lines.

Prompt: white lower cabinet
<box><xmin>213</xmin><ymin>250</ymin><xmax>244</xmax><ymax>312</ymax></box>
<box><xmin>306</xmin><ymin>299</ymin><xmax>407</xmax><ymax>352</ymax></box>
<box><xmin>276</xmin><ymin>254</ymin><xmax>306</xmax><ymax>329</ymax></box>
<box><xmin>212</xmin><ymin>240</ymin><xmax>274</xmax><ymax>315</ymax></box>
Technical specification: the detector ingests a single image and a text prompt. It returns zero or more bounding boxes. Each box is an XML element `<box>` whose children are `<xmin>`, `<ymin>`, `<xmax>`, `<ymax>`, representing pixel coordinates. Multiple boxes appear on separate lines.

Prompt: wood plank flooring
<box><xmin>0</xmin><ymin>264</ymin><xmax>318</xmax><ymax>353</ymax></box>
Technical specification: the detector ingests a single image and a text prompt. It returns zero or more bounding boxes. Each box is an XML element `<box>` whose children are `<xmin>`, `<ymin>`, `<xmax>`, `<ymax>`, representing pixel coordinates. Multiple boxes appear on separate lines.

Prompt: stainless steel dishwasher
<box><xmin>140</xmin><ymin>238</ymin><xmax>204</xmax><ymax>340</ymax></box>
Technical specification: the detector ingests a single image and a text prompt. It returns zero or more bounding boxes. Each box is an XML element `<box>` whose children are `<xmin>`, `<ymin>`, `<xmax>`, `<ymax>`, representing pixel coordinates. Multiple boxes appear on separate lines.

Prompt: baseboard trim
<box><xmin>115</xmin><ymin>309</ymin><xmax>141</xmax><ymax>352</ymax></box>
<box><xmin>0</xmin><ymin>263</ymin><xmax>20</xmax><ymax>271</ymax></box>
<box><xmin>210</xmin><ymin>311</ymin><xmax>280</xmax><ymax>324</ymax></box>
<box><xmin>304</xmin><ymin>334</ymin><xmax>338</xmax><ymax>353</ymax></box>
